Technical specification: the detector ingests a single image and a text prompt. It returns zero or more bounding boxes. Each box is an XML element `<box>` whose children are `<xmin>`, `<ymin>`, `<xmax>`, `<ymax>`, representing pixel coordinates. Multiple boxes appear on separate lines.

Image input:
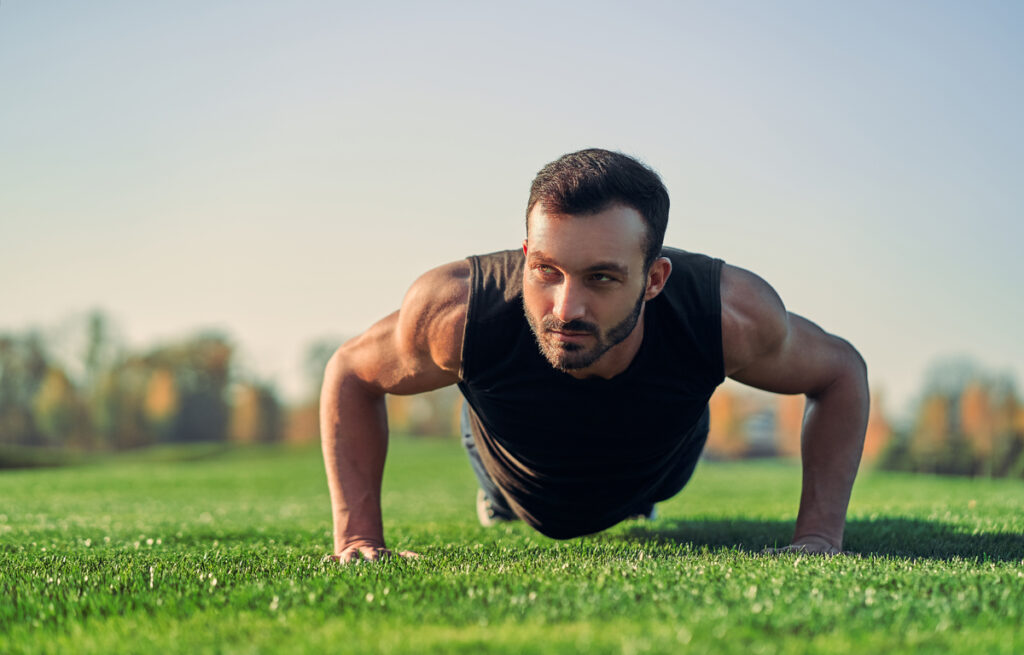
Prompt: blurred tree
<box><xmin>161</xmin><ymin>332</ymin><xmax>233</xmax><ymax>443</ymax></box>
<box><xmin>90</xmin><ymin>332</ymin><xmax>236</xmax><ymax>447</ymax></box>
<box><xmin>906</xmin><ymin>392</ymin><xmax>974</xmax><ymax>474</ymax></box>
<box><xmin>706</xmin><ymin>387</ymin><xmax>747</xmax><ymax>458</ymax></box>
<box><xmin>33</xmin><ymin>366</ymin><xmax>94</xmax><ymax>448</ymax></box>
<box><xmin>960</xmin><ymin>381</ymin><xmax>995</xmax><ymax>469</ymax></box>
<box><xmin>385</xmin><ymin>387</ymin><xmax>461</xmax><ymax>437</ymax></box>
<box><xmin>230</xmin><ymin>381</ymin><xmax>283</xmax><ymax>444</ymax></box>
<box><xmin>284</xmin><ymin>404</ymin><xmax>320</xmax><ymax>444</ymax></box>
<box><xmin>143</xmin><ymin>367</ymin><xmax>179</xmax><ymax>442</ymax></box>
<box><xmin>862</xmin><ymin>391</ymin><xmax>893</xmax><ymax>464</ymax></box>
<box><xmin>284</xmin><ymin>336</ymin><xmax>344</xmax><ymax>445</ymax></box>
<box><xmin>886</xmin><ymin>357</ymin><xmax>1024</xmax><ymax>478</ymax></box>
<box><xmin>93</xmin><ymin>357</ymin><xmax>151</xmax><ymax>449</ymax></box>
<box><xmin>2</xmin><ymin>317</ymin><xmax>297</xmax><ymax>455</ymax></box>
<box><xmin>922</xmin><ymin>357</ymin><xmax>984</xmax><ymax>399</ymax></box>
<box><xmin>82</xmin><ymin>310</ymin><xmax>119</xmax><ymax>390</ymax></box>
<box><xmin>302</xmin><ymin>337</ymin><xmax>343</xmax><ymax>399</ymax></box>
<box><xmin>774</xmin><ymin>394</ymin><xmax>804</xmax><ymax>458</ymax></box>
<box><xmin>0</xmin><ymin>333</ymin><xmax>51</xmax><ymax>446</ymax></box>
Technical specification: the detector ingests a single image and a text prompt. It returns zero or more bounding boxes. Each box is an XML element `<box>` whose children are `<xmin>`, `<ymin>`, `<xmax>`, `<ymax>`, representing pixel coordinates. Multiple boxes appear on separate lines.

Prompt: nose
<box><xmin>552</xmin><ymin>279</ymin><xmax>586</xmax><ymax>323</ymax></box>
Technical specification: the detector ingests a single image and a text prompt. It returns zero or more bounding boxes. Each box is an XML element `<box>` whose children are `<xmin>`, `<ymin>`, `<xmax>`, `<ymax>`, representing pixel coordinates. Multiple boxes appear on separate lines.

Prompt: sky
<box><xmin>1</xmin><ymin>1</ymin><xmax>1021</xmax><ymax>420</ymax></box>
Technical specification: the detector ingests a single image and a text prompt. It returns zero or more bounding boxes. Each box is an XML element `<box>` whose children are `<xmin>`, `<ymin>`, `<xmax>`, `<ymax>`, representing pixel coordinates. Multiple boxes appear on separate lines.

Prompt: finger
<box><xmin>359</xmin><ymin>546</ymin><xmax>382</xmax><ymax>562</ymax></box>
<box><xmin>328</xmin><ymin>547</ymin><xmax>419</xmax><ymax>563</ymax></box>
<box><xmin>340</xmin><ymin>549</ymin><xmax>361</xmax><ymax>563</ymax></box>
<box><xmin>767</xmin><ymin>544</ymin><xmax>843</xmax><ymax>557</ymax></box>
<box><xmin>336</xmin><ymin>547</ymin><xmax>373</xmax><ymax>563</ymax></box>
<box><xmin>763</xmin><ymin>544</ymin><xmax>814</xmax><ymax>556</ymax></box>
<box><xmin>368</xmin><ymin>548</ymin><xmax>421</xmax><ymax>562</ymax></box>
<box><xmin>762</xmin><ymin>546</ymin><xmax>792</xmax><ymax>556</ymax></box>
<box><xmin>798</xmin><ymin>543</ymin><xmax>842</xmax><ymax>556</ymax></box>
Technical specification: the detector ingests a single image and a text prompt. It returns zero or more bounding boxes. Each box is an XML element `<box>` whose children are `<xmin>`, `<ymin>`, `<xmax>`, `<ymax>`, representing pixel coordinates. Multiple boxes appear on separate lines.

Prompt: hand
<box><xmin>763</xmin><ymin>534</ymin><xmax>844</xmax><ymax>557</ymax></box>
<box><xmin>325</xmin><ymin>539</ymin><xmax>420</xmax><ymax>564</ymax></box>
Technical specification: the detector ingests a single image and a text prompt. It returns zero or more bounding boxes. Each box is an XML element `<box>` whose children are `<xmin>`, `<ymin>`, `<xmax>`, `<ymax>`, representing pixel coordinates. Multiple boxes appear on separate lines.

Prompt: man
<box><xmin>320</xmin><ymin>149</ymin><xmax>869</xmax><ymax>563</ymax></box>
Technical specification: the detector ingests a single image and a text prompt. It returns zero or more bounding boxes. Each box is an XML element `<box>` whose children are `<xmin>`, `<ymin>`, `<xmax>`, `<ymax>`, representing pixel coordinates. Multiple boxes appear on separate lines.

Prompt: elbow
<box><xmin>320</xmin><ymin>344</ymin><xmax>385</xmax><ymax>408</ymax></box>
<box><xmin>808</xmin><ymin>337</ymin><xmax>868</xmax><ymax>402</ymax></box>
<box><xmin>320</xmin><ymin>347</ymin><xmax>348</xmax><ymax>402</ymax></box>
<box><xmin>832</xmin><ymin>337</ymin><xmax>870</xmax><ymax>405</ymax></box>
<box><xmin>841</xmin><ymin>339</ymin><xmax>868</xmax><ymax>389</ymax></box>
<box><xmin>319</xmin><ymin>348</ymin><xmax>346</xmax><ymax>442</ymax></box>
<box><xmin>318</xmin><ymin>345</ymin><xmax>382</xmax><ymax>449</ymax></box>
<box><xmin>319</xmin><ymin>346</ymin><xmax>356</xmax><ymax>414</ymax></box>
<box><xmin>322</xmin><ymin>346</ymin><xmax>347</xmax><ymax>386</ymax></box>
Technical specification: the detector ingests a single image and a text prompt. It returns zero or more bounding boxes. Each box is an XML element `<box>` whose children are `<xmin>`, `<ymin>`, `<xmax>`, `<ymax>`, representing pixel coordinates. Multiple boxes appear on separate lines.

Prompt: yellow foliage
<box><xmin>144</xmin><ymin>369</ymin><xmax>178</xmax><ymax>422</ymax></box>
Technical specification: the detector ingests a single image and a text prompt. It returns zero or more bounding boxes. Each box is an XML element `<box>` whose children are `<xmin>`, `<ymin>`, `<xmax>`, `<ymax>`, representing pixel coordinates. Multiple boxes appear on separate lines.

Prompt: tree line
<box><xmin>0</xmin><ymin>312</ymin><xmax>281</xmax><ymax>459</ymax></box>
<box><xmin>3</xmin><ymin>314</ymin><xmax>1021</xmax><ymax>479</ymax></box>
<box><xmin>879</xmin><ymin>358</ymin><xmax>1024</xmax><ymax>478</ymax></box>
<box><xmin>0</xmin><ymin>312</ymin><xmax>462</xmax><ymax>467</ymax></box>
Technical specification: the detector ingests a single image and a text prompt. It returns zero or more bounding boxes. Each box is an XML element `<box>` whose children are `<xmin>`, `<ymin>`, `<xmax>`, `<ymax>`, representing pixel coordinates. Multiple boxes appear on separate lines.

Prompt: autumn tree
<box><xmin>0</xmin><ymin>333</ymin><xmax>50</xmax><ymax>447</ymax></box>
<box><xmin>885</xmin><ymin>357</ymin><xmax>1024</xmax><ymax>477</ymax></box>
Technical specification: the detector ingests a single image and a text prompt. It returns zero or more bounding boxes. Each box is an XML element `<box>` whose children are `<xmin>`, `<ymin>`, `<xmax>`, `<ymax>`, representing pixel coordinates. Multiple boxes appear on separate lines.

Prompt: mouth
<box><xmin>548</xmin><ymin>329</ymin><xmax>594</xmax><ymax>342</ymax></box>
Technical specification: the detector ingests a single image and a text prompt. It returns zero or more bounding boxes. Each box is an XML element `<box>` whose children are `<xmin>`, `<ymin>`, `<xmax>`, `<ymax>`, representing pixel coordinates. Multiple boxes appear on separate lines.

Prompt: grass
<box><xmin>1</xmin><ymin>437</ymin><xmax>1022</xmax><ymax>654</ymax></box>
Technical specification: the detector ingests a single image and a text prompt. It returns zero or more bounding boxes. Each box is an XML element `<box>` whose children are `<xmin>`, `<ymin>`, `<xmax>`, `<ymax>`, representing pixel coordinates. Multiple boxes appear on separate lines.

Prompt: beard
<box><xmin>524</xmin><ymin>290</ymin><xmax>645</xmax><ymax>373</ymax></box>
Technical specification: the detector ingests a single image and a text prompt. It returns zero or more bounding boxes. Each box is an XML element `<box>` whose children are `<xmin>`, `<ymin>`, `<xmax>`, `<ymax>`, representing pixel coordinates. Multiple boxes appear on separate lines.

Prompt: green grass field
<box><xmin>1</xmin><ymin>438</ymin><xmax>1022</xmax><ymax>654</ymax></box>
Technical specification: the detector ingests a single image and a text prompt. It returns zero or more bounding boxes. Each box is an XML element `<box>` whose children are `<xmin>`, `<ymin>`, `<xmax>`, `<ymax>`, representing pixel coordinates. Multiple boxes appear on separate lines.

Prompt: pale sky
<box><xmin>2</xmin><ymin>1</ymin><xmax>1021</xmax><ymax>420</ymax></box>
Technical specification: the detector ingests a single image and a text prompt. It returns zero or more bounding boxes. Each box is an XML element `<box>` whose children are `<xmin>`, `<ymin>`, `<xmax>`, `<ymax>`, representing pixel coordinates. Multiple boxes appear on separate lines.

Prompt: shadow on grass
<box><xmin>613</xmin><ymin>517</ymin><xmax>1024</xmax><ymax>563</ymax></box>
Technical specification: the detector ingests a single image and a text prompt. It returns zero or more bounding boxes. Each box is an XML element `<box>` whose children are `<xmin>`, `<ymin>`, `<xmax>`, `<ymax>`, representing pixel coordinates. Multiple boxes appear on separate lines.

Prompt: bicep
<box><xmin>721</xmin><ymin>265</ymin><xmax>863</xmax><ymax>397</ymax></box>
<box><xmin>729</xmin><ymin>313</ymin><xmax>858</xmax><ymax>397</ymax></box>
<box><xmin>333</xmin><ymin>262</ymin><xmax>468</xmax><ymax>396</ymax></box>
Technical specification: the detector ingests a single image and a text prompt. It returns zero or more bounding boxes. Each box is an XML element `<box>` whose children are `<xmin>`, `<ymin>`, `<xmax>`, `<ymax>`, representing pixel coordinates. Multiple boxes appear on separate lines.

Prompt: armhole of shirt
<box><xmin>457</xmin><ymin>255</ymin><xmax>480</xmax><ymax>381</ymax></box>
<box><xmin>706</xmin><ymin>257</ymin><xmax>726</xmax><ymax>387</ymax></box>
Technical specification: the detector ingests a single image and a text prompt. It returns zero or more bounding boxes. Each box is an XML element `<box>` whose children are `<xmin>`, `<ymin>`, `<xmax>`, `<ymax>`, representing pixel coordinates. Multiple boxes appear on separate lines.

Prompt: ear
<box><xmin>522</xmin><ymin>239</ymin><xmax>528</xmax><ymax>256</ymax></box>
<box><xmin>643</xmin><ymin>257</ymin><xmax>672</xmax><ymax>301</ymax></box>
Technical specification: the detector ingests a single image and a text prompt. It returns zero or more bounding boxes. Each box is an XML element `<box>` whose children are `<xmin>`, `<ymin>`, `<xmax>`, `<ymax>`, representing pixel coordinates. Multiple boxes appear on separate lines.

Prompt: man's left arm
<box><xmin>720</xmin><ymin>264</ymin><xmax>869</xmax><ymax>553</ymax></box>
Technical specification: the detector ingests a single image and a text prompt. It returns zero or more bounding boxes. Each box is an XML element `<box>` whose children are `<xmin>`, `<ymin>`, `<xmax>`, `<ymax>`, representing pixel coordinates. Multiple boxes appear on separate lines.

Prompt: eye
<box><xmin>532</xmin><ymin>264</ymin><xmax>561</xmax><ymax>280</ymax></box>
<box><xmin>590</xmin><ymin>273</ymin><xmax>616</xmax><ymax>283</ymax></box>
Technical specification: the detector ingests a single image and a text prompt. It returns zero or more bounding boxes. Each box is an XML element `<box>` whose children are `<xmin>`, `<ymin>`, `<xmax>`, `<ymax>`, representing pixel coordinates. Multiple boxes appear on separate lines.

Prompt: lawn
<box><xmin>1</xmin><ymin>437</ymin><xmax>1022</xmax><ymax>654</ymax></box>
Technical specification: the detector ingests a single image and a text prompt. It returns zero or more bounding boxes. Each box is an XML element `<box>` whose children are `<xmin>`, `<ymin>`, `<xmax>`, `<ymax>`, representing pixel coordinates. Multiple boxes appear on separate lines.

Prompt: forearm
<box><xmin>320</xmin><ymin>355</ymin><xmax>389</xmax><ymax>555</ymax></box>
<box><xmin>793</xmin><ymin>360</ymin><xmax>869</xmax><ymax>549</ymax></box>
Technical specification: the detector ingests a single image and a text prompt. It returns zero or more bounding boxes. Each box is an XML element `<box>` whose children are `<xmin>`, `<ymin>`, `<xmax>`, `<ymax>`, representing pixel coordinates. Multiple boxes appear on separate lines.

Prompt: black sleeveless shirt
<box><xmin>457</xmin><ymin>247</ymin><xmax>725</xmax><ymax>538</ymax></box>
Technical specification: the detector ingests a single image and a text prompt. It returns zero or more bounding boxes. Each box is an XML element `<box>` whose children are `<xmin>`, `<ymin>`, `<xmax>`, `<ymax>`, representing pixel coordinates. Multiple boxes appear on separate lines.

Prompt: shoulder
<box><xmin>719</xmin><ymin>263</ymin><xmax>788</xmax><ymax>377</ymax></box>
<box><xmin>403</xmin><ymin>259</ymin><xmax>471</xmax><ymax>313</ymax></box>
<box><xmin>466</xmin><ymin>248</ymin><xmax>525</xmax><ymax>304</ymax></box>
<box><xmin>655</xmin><ymin>248</ymin><xmax>723</xmax><ymax>312</ymax></box>
<box><xmin>395</xmin><ymin>259</ymin><xmax>471</xmax><ymax>375</ymax></box>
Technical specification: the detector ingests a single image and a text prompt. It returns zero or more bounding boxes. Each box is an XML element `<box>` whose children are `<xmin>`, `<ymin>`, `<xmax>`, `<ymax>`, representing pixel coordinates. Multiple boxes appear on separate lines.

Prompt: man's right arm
<box><xmin>319</xmin><ymin>260</ymin><xmax>469</xmax><ymax>562</ymax></box>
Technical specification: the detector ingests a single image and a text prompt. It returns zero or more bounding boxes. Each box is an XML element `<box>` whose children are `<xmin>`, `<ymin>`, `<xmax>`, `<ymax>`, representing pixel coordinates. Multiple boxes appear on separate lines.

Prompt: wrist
<box><xmin>335</xmin><ymin>535</ymin><xmax>387</xmax><ymax>555</ymax></box>
<box><xmin>334</xmin><ymin>513</ymin><xmax>385</xmax><ymax>554</ymax></box>
<box><xmin>791</xmin><ymin>532</ymin><xmax>841</xmax><ymax>550</ymax></box>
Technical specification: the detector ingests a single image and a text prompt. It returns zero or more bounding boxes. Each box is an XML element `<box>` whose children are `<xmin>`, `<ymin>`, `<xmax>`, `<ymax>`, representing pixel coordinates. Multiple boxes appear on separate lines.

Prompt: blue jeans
<box><xmin>460</xmin><ymin>402</ymin><xmax>517</xmax><ymax>520</ymax></box>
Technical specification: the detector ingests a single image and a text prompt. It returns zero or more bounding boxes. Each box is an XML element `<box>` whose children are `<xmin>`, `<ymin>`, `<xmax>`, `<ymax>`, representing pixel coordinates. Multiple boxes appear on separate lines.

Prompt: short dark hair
<box><xmin>526</xmin><ymin>148</ymin><xmax>670</xmax><ymax>269</ymax></box>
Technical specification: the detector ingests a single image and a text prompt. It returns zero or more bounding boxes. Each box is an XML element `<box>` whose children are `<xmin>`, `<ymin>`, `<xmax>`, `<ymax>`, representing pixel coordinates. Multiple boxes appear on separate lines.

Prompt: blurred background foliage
<box><xmin>0</xmin><ymin>311</ymin><xmax>461</xmax><ymax>468</ymax></box>
<box><xmin>1</xmin><ymin>311</ymin><xmax>1021</xmax><ymax>479</ymax></box>
<box><xmin>878</xmin><ymin>358</ymin><xmax>1024</xmax><ymax>478</ymax></box>
<box><xmin>705</xmin><ymin>356</ymin><xmax>1024</xmax><ymax>480</ymax></box>
<box><xmin>0</xmin><ymin>311</ymin><xmax>278</xmax><ymax>463</ymax></box>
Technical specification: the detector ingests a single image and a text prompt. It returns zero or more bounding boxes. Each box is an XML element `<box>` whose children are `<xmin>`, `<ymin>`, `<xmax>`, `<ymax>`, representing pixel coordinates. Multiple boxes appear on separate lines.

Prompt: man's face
<box><xmin>522</xmin><ymin>203</ymin><xmax>652</xmax><ymax>376</ymax></box>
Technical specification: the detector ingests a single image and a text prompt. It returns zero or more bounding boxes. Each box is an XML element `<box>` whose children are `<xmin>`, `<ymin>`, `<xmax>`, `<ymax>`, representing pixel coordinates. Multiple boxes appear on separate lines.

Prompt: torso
<box><xmin>456</xmin><ymin>248</ymin><xmax>726</xmax><ymax>538</ymax></box>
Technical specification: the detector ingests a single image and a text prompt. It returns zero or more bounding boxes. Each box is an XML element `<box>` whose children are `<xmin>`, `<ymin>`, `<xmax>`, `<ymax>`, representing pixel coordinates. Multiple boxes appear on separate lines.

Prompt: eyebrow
<box><xmin>528</xmin><ymin>250</ymin><xmax>630</xmax><ymax>277</ymax></box>
<box><xmin>583</xmin><ymin>262</ymin><xmax>630</xmax><ymax>276</ymax></box>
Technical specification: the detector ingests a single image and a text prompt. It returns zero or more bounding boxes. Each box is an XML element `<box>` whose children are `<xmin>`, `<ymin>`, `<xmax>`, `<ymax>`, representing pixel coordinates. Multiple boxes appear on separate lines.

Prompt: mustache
<box><xmin>541</xmin><ymin>317</ymin><xmax>598</xmax><ymax>334</ymax></box>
